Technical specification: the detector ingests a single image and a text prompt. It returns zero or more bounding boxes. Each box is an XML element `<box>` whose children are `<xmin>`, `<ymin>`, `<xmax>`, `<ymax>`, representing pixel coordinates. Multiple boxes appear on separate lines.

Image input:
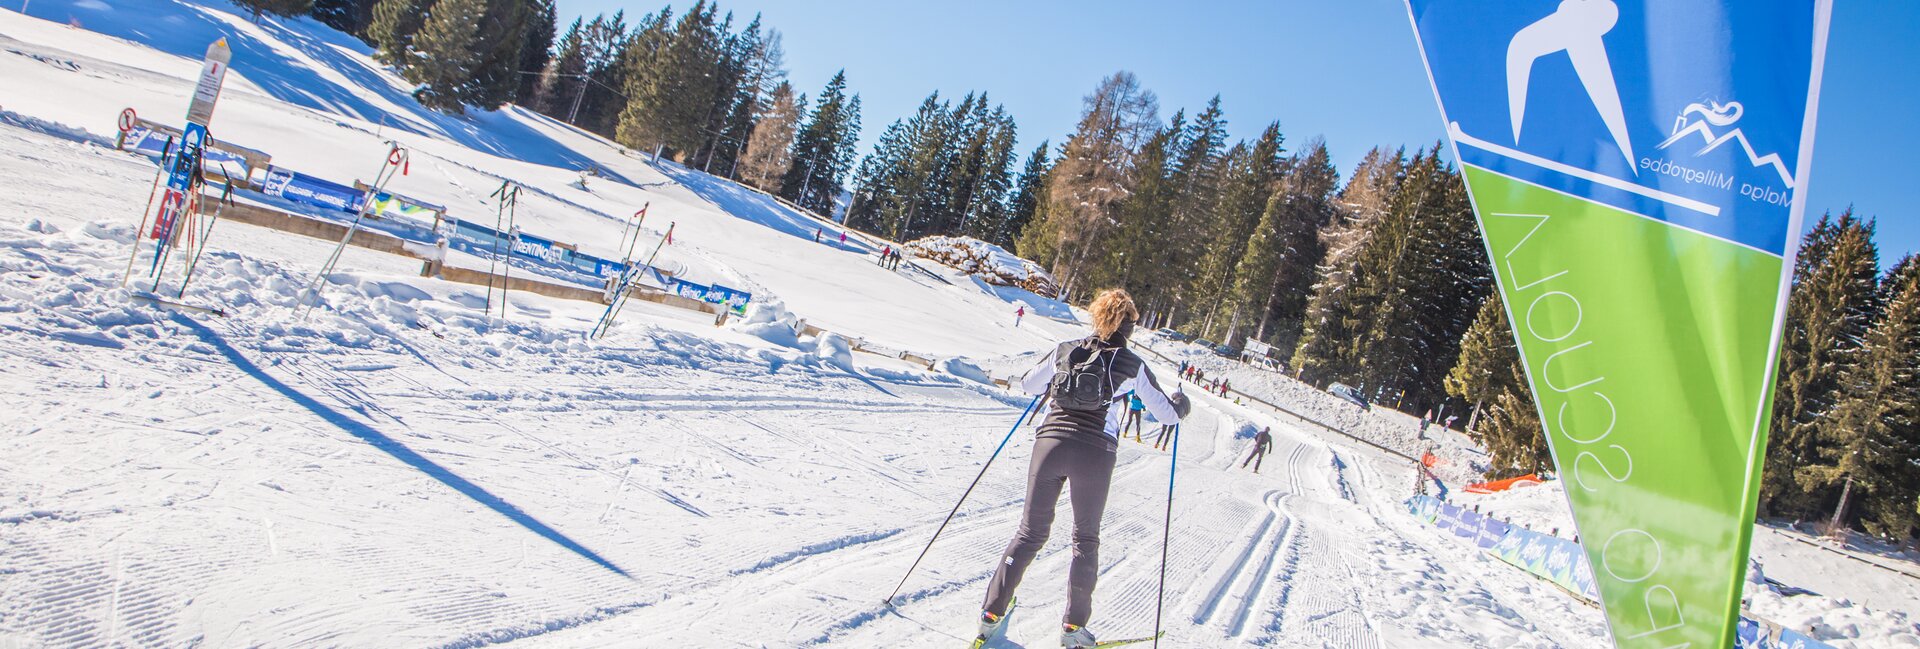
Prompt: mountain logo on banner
<box><xmin>1426</xmin><ymin>0</ymin><xmax>1813</xmax><ymax>255</ymax></box>
<box><xmin>1657</xmin><ymin>100</ymin><xmax>1797</xmax><ymax>187</ymax></box>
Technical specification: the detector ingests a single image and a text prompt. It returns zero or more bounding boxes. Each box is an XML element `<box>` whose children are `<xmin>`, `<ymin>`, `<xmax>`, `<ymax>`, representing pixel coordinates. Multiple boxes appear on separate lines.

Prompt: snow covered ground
<box><xmin>1</xmin><ymin>1</ymin><xmax>1916</xmax><ymax>647</ymax></box>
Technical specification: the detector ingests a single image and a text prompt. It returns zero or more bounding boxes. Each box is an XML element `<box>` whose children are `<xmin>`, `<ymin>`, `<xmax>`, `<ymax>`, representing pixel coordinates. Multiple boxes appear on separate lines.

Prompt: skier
<box><xmin>880</xmin><ymin>245</ymin><xmax>892</xmax><ymax>265</ymax></box>
<box><xmin>1241</xmin><ymin>427</ymin><xmax>1272</xmax><ymax>473</ymax></box>
<box><xmin>1152</xmin><ymin>421</ymin><xmax>1175</xmax><ymax>451</ymax></box>
<box><xmin>1015</xmin><ymin>305</ymin><xmax>1026</xmax><ymax>328</ymax></box>
<box><xmin>839</xmin><ymin>231</ymin><xmax>848</xmax><ymax>246</ymax></box>
<box><xmin>1219</xmin><ymin>378</ymin><xmax>1230</xmax><ymax>397</ymax></box>
<box><xmin>815</xmin><ymin>228</ymin><xmax>823</xmax><ymax>244</ymax></box>
<box><xmin>977</xmin><ymin>289</ymin><xmax>1190</xmax><ymax>649</ymax></box>
<box><xmin>1123</xmin><ymin>392</ymin><xmax>1146</xmax><ymax>442</ymax></box>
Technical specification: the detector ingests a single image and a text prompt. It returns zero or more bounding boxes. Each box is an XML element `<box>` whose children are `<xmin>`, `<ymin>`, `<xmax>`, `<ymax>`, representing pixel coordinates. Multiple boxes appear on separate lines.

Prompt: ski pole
<box><xmin>300</xmin><ymin>144</ymin><xmax>406</xmax><ymax>319</ymax></box>
<box><xmin>122</xmin><ymin>136</ymin><xmax>174</xmax><ymax>286</ymax></box>
<box><xmin>593</xmin><ymin>222</ymin><xmax>676</xmax><ymax>339</ymax></box>
<box><xmin>176</xmin><ymin>180</ymin><xmax>234</xmax><ymax>298</ymax></box>
<box><xmin>884</xmin><ymin>394</ymin><xmax>1043</xmax><ymax>607</ymax></box>
<box><xmin>1154</xmin><ymin>423</ymin><xmax>1180</xmax><ymax>648</ymax></box>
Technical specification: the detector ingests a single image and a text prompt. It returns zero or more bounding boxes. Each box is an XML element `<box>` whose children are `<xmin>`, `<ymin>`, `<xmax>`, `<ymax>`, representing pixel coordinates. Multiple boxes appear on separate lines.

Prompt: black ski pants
<box><xmin>983</xmin><ymin>437</ymin><xmax>1115</xmax><ymax>626</ymax></box>
<box><xmin>1153</xmin><ymin>425</ymin><xmax>1174</xmax><ymax>450</ymax></box>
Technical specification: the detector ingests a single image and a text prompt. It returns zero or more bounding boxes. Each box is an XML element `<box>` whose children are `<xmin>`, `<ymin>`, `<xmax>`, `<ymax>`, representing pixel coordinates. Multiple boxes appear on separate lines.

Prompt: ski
<box><xmin>1076</xmin><ymin>631</ymin><xmax>1164</xmax><ymax>649</ymax></box>
<box><xmin>129</xmin><ymin>291</ymin><xmax>228</xmax><ymax>318</ymax></box>
<box><xmin>967</xmin><ymin>597</ymin><xmax>1015</xmax><ymax>649</ymax></box>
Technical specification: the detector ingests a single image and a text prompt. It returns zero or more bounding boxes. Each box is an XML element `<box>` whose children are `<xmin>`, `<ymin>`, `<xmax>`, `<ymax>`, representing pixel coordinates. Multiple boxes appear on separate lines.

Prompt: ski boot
<box><xmin>1061</xmin><ymin>623</ymin><xmax>1098</xmax><ymax>648</ymax></box>
<box><xmin>970</xmin><ymin>599</ymin><xmax>1014</xmax><ymax>648</ymax></box>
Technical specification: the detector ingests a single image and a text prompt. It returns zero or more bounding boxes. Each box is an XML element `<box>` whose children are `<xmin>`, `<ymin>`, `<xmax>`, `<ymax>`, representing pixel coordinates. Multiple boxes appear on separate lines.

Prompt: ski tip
<box><xmin>129</xmin><ymin>292</ymin><xmax>229</xmax><ymax>318</ymax></box>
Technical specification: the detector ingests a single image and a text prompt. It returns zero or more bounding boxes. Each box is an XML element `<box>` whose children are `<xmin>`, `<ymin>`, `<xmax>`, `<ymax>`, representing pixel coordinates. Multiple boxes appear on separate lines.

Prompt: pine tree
<box><xmin>1288</xmin><ymin>147</ymin><xmax>1490</xmax><ymax>409</ymax></box>
<box><xmin>577</xmin><ymin>10</ymin><xmax>637</xmax><ymax>136</ymax></box>
<box><xmin>960</xmin><ymin>107</ymin><xmax>1018</xmax><ymax>243</ymax></box>
<box><xmin>1446</xmin><ymin>294</ymin><xmax>1549</xmax><ymax>476</ymax></box>
<box><xmin>709</xmin><ymin>20</ymin><xmax>783</xmax><ymax>178</ymax></box>
<box><xmin>779</xmin><ymin>70</ymin><xmax>861</xmax><ymax>216</ymax></box>
<box><xmin>1802</xmin><ymin>256</ymin><xmax>1920</xmax><ymax>539</ymax></box>
<box><xmin>367</xmin><ymin>0</ymin><xmax>426</xmax><ymax>65</ymax></box>
<box><xmin>1292</xmin><ymin>147</ymin><xmax>1405</xmax><ymax>383</ymax></box>
<box><xmin>1195</xmin><ymin>121</ymin><xmax>1286</xmax><ymax>343</ymax></box>
<box><xmin>312</xmin><ymin>0</ymin><xmax>372</xmax><ymax>33</ymax></box>
<box><xmin>1230</xmin><ymin>138</ymin><xmax>1337</xmax><ymax>355</ymax></box>
<box><xmin>406</xmin><ymin>0</ymin><xmax>487</xmax><ymax>112</ymax></box>
<box><xmin>1162</xmin><ymin>97</ymin><xmax>1228</xmax><ymax>313</ymax></box>
<box><xmin>739</xmin><ymin>81</ymin><xmax>800</xmax><ymax>193</ymax></box>
<box><xmin>618</xmin><ymin>1</ymin><xmax>729</xmax><ymax>157</ymax></box>
<box><xmin>533</xmin><ymin>18</ymin><xmax>588</xmax><ymax>119</ymax></box>
<box><xmin>1001</xmin><ymin>140</ymin><xmax>1050</xmax><ymax>251</ymax></box>
<box><xmin>512</xmin><ymin>0</ymin><xmax>557</xmax><ymax>105</ymax></box>
<box><xmin>1762</xmin><ymin>211</ymin><xmax>1881</xmax><ymax>518</ymax></box>
<box><xmin>1033</xmin><ymin>71</ymin><xmax>1159</xmax><ymax>301</ymax></box>
<box><xmin>463</xmin><ymin>0</ymin><xmax>536</xmax><ymax>108</ymax></box>
<box><xmin>1096</xmin><ymin>116</ymin><xmax>1182</xmax><ymax>319</ymax></box>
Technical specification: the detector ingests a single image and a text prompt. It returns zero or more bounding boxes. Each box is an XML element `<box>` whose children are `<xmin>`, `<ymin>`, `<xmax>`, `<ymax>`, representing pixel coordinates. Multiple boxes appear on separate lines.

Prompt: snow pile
<box><xmin>813</xmin><ymin>331</ymin><xmax>855</xmax><ymax>372</ymax></box>
<box><xmin>937</xmin><ymin>356</ymin><xmax>995</xmax><ymax>385</ymax></box>
<box><xmin>731</xmin><ymin>298</ymin><xmax>804</xmax><ymax>348</ymax></box>
<box><xmin>904</xmin><ymin>236</ymin><xmax>1058</xmax><ymax>298</ymax></box>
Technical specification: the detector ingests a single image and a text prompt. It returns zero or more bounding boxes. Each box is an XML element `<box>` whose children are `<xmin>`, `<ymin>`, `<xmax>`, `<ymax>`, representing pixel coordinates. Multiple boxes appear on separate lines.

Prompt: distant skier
<box><xmin>1015</xmin><ymin>305</ymin><xmax>1026</xmax><ymax>328</ymax></box>
<box><xmin>1241</xmin><ymin>427</ymin><xmax>1273</xmax><ymax>473</ymax></box>
<box><xmin>976</xmin><ymin>288</ymin><xmax>1190</xmax><ymax>649</ymax></box>
<box><xmin>814</xmin><ymin>228</ymin><xmax>822</xmax><ymax>244</ymax></box>
<box><xmin>1219</xmin><ymin>377</ymin><xmax>1231</xmax><ymax>397</ymax></box>
<box><xmin>1152</xmin><ymin>421</ymin><xmax>1175</xmax><ymax>451</ymax></box>
<box><xmin>1123</xmin><ymin>392</ymin><xmax>1146</xmax><ymax>442</ymax></box>
<box><xmin>879</xmin><ymin>245</ymin><xmax>891</xmax><ymax>265</ymax></box>
<box><xmin>839</xmin><ymin>231</ymin><xmax>848</xmax><ymax>246</ymax></box>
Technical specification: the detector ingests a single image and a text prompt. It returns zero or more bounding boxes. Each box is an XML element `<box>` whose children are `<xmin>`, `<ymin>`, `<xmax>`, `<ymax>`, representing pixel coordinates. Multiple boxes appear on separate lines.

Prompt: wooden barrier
<box><xmin>216</xmin><ymin>198</ymin><xmax>729</xmax><ymax>324</ymax></box>
<box><xmin>218</xmin><ymin>201</ymin><xmax>425</xmax><ymax>259</ymax></box>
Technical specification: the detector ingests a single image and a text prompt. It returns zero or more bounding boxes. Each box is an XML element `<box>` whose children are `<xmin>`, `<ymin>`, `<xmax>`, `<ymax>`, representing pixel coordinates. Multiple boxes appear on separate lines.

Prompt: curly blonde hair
<box><xmin>1089</xmin><ymin>288</ymin><xmax>1139</xmax><ymax>340</ymax></box>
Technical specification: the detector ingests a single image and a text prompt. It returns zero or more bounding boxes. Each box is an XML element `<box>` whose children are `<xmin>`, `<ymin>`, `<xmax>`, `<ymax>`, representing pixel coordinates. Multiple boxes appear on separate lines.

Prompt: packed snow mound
<box><xmin>732</xmin><ymin>298</ymin><xmax>803</xmax><ymax>348</ymax></box>
<box><xmin>813</xmin><ymin>332</ymin><xmax>854</xmax><ymax>372</ymax></box>
<box><xmin>904</xmin><ymin>236</ymin><xmax>1057</xmax><ymax>298</ymax></box>
<box><xmin>937</xmin><ymin>357</ymin><xmax>994</xmax><ymax>385</ymax></box>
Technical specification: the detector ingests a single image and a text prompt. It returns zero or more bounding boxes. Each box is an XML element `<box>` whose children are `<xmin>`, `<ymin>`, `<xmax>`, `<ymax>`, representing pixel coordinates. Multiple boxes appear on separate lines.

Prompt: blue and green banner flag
<box><xmin>1403</xmin><ymin>1</ymin><xmax>1833</xmax><ymax>647</ymax></box>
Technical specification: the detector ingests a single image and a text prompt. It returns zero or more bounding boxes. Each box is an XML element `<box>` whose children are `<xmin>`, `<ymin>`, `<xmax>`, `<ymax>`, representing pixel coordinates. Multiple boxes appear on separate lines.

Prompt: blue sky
<box><xmin>552</xmin><ymin>0</ymin><xmax>1916</xmax><ymax>262</ymax></box>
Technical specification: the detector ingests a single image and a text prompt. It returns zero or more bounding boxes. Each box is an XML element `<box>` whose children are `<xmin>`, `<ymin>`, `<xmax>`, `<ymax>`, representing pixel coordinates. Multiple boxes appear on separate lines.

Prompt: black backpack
<box><xmin>1049</xmin><ymin>341</ymin><xmax>1120</xmax><ymax>411</ymax></box>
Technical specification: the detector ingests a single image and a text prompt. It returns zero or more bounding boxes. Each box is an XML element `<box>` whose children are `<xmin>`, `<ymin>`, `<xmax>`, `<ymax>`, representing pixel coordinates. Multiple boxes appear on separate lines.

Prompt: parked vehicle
<box><xmin>1211</xmin><ymin>344</ymin><xmax>1238</xmax><ymax>358</ymax></box>
<box><xmin>1156</xmin><ymin>328</ymin><xmax>1188</xmax><ymax>342</ymax></box>
<box><xmin>1193</xmin><ymin>338</ymin><xmax>1216</xmax><ymax>350</ymax></box>
<box><xmin>1328</xmin><ymin>382</ymin><xmax>1370</xmax><ymax>410</ymax></box>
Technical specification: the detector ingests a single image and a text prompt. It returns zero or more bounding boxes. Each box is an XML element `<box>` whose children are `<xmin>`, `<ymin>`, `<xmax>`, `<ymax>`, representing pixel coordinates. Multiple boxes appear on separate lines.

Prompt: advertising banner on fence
<box><xmin>1404</xmin><ymin>2</ymin><xmax>1833</xmax><ymax>647</ymax></box>
<box><xmin>122</xmin><ymin>126</ymin><xmax>261</xmax><ymax>182</ymax></box>
<box><xmin>263</xmin><ymin>167</ymin><xmax>365</xmax><ymax>214</ymax></box>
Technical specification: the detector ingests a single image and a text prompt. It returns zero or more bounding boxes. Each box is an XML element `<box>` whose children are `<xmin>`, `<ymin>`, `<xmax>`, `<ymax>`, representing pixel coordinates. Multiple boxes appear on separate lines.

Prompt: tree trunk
<box><xmin>1223</xmin><ymin>305</ymin><xmax>1243</xmax><ymax>348</ymax></box>
<box><xmin>1466</xmin><ymin>398</ymin><xmax>1485</xmax><ymax>434</ymax></box>
<box><xmin>1826</xmin><ymin>474</ymin><xmax>1855</xmax><ymax>539</ymax></box>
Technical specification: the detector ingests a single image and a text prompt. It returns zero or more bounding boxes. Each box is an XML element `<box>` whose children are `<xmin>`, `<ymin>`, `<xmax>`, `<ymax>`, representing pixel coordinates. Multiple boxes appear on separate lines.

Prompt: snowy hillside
<box><xmin>0</xmin><ymin>0</ymin><xmax>1085</xmax><ymax>358</ymax></box>
<box><xmin>0</xmin><ymin>2</ymin><xmax>1915</xmax><ymax>648</ymax></box>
